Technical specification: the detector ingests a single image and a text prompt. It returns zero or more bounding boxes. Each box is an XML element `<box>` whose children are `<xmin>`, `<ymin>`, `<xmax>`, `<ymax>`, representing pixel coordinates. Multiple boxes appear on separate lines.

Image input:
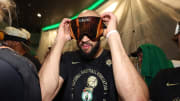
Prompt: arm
<box><xmin>101</xmin><ymin>12</ymin><xmax>149</xmax><ymax>101</ymax></box>
<box><xmin>38</xmin><ymin>18</ymin><xmax>71</xmax><ymax>101</ymax></box>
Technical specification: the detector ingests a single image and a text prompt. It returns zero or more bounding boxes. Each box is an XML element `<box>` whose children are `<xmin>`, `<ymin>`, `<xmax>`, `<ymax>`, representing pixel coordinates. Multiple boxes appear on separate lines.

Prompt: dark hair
<box><xmin>130</xmin><ymin>47</ymin><xmax>142</xmax><ymax>57</ymax></box>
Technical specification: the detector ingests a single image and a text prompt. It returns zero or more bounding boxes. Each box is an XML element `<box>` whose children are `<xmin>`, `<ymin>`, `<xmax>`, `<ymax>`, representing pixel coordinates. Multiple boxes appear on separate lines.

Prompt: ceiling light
<box><xmin>37</xmin><ymin>13</ymin><xmax>42</xmax><ymax>18</ymax></box>
<box><xmin>42</xmin><ymin>0</ymin><xmax>106</xmax><ymax>31</ymax></box>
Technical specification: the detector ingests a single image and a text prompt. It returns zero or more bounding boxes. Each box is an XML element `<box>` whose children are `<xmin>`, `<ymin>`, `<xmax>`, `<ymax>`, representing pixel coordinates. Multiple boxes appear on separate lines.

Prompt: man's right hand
<box><xmin>56</xmin><ymin>18</ymin><xmax>71</xmax><ymax>44</ymax></box>
<box><xmin>101</xmin><ymin>12</ymin><xmax>118</xmax><ymax>37</ymax></box>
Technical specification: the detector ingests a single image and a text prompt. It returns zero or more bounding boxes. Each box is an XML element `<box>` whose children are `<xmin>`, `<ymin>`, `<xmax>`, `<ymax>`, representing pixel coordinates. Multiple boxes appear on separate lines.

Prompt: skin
<box><xmin>138</xmin><ymin>52</ymin><xmax>143</xmax><ymax>64</ymax></box>
<box><xmin>3</xmin><ymin>40</ymin><xmax>26</xmax><ymax>55</ymax></box>
<box><xmin>39</xmin><ymin>10</ymin><xmax>149</xmax><ymax>101</ymax></box>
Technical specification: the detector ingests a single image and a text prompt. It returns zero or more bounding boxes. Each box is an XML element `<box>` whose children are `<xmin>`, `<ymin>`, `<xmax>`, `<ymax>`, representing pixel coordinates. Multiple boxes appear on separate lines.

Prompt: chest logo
<box><xmin>72</xmin><ymin>61</ymin><xmax>80</xmax><ymax>64</ymax></box>
<box><xmin>82</xmin><ymin>89</ymin><xmax>93</xmax><ymax>101</ymax></box>
<box><xmin>166</xmin><ymin>82</ymin><xmax>180</xmax><ymax>87</ymax></box>
<box><xmin>82</xmin><ymin>76</ymin><xmax>98</xmax><ymax>101</ymax></box>
<box><xmin>87</xmin><ymin>76</ymin><xmax>98</xmax><ymax>88</ymax></box>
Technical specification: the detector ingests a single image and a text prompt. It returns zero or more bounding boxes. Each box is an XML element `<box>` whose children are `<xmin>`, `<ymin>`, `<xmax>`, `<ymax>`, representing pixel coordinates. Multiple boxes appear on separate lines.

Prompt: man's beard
<box><xmin>78</xmin><ymin>41</ymin><xmax>100</xmax><ymax>61</ymax></box>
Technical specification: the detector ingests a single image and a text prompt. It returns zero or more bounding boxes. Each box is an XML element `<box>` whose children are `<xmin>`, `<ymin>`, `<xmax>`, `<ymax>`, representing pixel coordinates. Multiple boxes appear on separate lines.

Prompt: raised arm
<box><xmin>101</xmin><ymin>12</ymin><xmax>149</xmax><ymax>101</ymax></box>
<box><xmin>38</xmin><ymin>18</ymin><xmax>71</xmax><ymax>101</ymax></box>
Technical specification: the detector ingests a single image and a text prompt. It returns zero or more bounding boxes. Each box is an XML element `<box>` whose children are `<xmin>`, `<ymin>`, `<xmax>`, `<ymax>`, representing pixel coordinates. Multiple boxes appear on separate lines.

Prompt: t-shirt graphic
<box><xmin>54</xmin><ymin>50</ymin><xmax>118</xmax><ymax>101</ymax></box>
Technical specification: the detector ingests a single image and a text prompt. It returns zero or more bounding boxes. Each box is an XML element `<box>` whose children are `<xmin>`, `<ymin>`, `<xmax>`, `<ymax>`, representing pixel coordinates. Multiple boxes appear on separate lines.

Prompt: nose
<box><xmin>81</xmin><ymin>35</ymin><xmax>90</xmax><ymax>42</ymax></box>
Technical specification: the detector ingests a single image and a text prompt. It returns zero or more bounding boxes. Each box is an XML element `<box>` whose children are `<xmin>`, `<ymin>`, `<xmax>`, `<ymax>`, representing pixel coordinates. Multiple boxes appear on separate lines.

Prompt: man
<box><xmin>149</xmin><ymin>21</ymin><xmax>180</xmax><ymax>101</ymax></box>
<box><xmin>149</xmin><ymin>68</ymin><xmax>180</xmax><ymax>101</ymax></box>
<box><xmin>2</xmin><ymin>26</ymin><xmax>41</xmax><ymax>71</ymax></box>
<box><xmin>0</xmin><ymin>0</ymin><xmax>41</xmax><ymax>101</ymax></box>
<box><xmin>39</xmin><ymin>10</ymin><xmax>149</xmax><ymax>101</ymax></box>
<box><xmin>130</xmin><ymin>44</ymin><xmax>174</xmax><ymax>87</ymax></box>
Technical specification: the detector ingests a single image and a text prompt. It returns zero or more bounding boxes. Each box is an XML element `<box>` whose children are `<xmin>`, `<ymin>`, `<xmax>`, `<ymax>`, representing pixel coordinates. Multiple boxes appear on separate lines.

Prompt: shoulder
<box><xmin>0</xmin><ymin>59</ymin><xmax>16</xmax><ymax>74</ymax></box>
<box><xmin>0</xmin><ymin>48</ymin><xmax>38</xmax><ymax>76</ymax></box>
<box><xmin>160</xmin><ymin>68</ymin><xmax>180</xmax><ymax>80</ymax></box>
<box><xmin>61</xmin><ymin>51</ymin><xmax>79</xmax><ymax>62</ymax></box>
<box><xmin>157</xmin><ymin>68</ymin><xmax>180</xmax><ymax>76</ymax></box>
<box><xmin>151</xmin><ymin>68</ymin><xmax>180</xmax><ymax>85</ymax></box>
<box><xmin>0</xmin><ymin>59</ymin><xmax>24</xmax><ymax>84</ymax></box>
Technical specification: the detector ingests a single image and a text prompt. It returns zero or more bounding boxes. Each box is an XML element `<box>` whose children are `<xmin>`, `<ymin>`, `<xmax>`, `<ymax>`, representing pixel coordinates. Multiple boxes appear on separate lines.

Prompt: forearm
<box><xmin>108</xmin><ymin>32</ymin><xmax>149</xmax><ymax>101</ymax></box>
<box><xmin>39</xmin><ymin>40</ymin><xmax>65</xmax><ymax>101</ymax></box>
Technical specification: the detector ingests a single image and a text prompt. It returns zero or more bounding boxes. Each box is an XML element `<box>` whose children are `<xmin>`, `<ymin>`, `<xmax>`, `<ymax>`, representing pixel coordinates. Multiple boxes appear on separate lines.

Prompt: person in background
<box><xmin>149</xmin><ymin>21</ymin><xmax>180</xmax><ymax>101</ymax></box>
<box><xmin>2</xmin><ymin>26</ymin><xmax>41</xmax><ymax>71</ymax></box>
<box><xmin>131</xmin><ymin>43</ymin><xmax>174</xmax><ymax>87</ymax></box>
<box><xmin>0</xmin><ymin>0</ymin><xmax>41</xmax><ymax>101</ymax></box>
<box><xmin>39</xmin><ymin>10</ymin><xmax>149</xmax><ymax>101</ymax></box>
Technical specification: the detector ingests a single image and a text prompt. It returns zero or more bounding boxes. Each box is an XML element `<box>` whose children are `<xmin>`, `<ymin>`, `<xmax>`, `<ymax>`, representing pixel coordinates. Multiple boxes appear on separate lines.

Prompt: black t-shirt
<box><xmin>150</xmin><ymin>68</ymin><xmax>180</xmax><ymax>101</ymax></box>
<box><xmin>23</xmin><ymin>52</ymin><xmax>41</xmax><ymax>72</ymax></box>
<box><xmin>0</xmin><ymin>48</ymin><xmax>41</xmax><ymax>101</ymax></box>
<box><xmin>54</xmin><ymin>50</ymin><xmax>118</xmax><ymax>101</ymax></box>
<box><xmin>0</xmin><ymin>59</ymin><xmax>24</xmax><ymax>101</ymax></box>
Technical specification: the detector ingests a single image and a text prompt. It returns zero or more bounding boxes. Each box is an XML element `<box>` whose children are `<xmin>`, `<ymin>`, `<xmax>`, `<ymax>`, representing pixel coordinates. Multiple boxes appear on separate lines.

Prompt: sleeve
<box><xmin>59</xmin><ymin>54</ymin><xmax>68</xmax><ymax>80</ymax></box>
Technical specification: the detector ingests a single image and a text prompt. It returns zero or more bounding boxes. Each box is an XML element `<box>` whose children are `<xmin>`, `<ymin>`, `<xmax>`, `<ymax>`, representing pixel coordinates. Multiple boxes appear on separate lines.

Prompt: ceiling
<box><xmin>36</xmin><ymin>0</ymin><xmax>180</xmax><ymax>61</ymax></box>
<box><xmin>13</xmin><ymin>0</ymin><xmax>99</xmax><ymax>33</ymax></box>
<box><xmin>12</xmin><ymin>0</ymin><xmax>180</xmax><ymax>60</ymax></box>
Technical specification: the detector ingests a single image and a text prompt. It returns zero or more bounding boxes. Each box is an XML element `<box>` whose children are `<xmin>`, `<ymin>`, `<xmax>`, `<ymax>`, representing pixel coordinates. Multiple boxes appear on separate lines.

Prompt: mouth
<box><xmin>80</xmin><ymin>43</ymin><xmax>92</xmax><ymax>52</ymax></box>
<box><xmin>82</xmin><ymin>44</ymin><xmax>91</xmax><ymax>49</ymax></box>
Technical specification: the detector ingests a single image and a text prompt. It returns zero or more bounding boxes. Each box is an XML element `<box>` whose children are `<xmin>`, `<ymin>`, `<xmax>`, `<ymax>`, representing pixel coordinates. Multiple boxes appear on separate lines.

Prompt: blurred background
<box><xmin>12</xmin><ymin>0</ymin><xmax>180</xmax><ymax>62</ymax></box>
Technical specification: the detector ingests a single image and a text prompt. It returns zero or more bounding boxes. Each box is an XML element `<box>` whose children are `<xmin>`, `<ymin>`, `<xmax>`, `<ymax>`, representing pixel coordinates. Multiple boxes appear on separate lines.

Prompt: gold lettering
<box><xmin>72</xmin><ymin>73</ymin><xmax>81</xmax><ymax>86</ymax></box>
